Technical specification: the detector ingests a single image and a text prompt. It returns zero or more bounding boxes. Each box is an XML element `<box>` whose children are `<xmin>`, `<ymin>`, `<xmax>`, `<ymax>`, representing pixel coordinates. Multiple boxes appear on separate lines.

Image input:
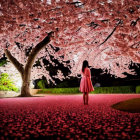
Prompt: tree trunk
<box><xmin>21</xmin><ymin>67</ymin><xmax>32</xmax><ymax>97</ymax></box>
<box><xmin>4</xmin><ymin>32</ymin><xmax>53</xmax><ymax>97</ymax></box>
<box><xmin>21</xmin><ymin>81</ymin><xmax>31</xmax><ymax>97</ymax></box>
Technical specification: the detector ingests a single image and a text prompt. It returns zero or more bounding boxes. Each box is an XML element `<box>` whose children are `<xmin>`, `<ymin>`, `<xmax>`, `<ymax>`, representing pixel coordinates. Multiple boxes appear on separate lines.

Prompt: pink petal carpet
<box><xmin>0</xmin><ymin>94</ymin><xmax>140</xmax><ymax>140</ymax></box>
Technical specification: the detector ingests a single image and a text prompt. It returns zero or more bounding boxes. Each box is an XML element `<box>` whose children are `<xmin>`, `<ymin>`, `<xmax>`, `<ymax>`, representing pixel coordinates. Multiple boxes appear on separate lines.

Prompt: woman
<box><xmin>80</xmin><ymin>60</ymin><xmax>94</xmax><ymax>105</ymax></box>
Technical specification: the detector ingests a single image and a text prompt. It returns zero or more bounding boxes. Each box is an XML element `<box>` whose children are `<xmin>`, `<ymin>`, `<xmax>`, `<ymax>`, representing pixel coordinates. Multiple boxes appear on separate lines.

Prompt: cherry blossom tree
<box><xmin>0</xmin><ymin>0</ymin><xmax>139</xmax><ymax>96</ymax></box>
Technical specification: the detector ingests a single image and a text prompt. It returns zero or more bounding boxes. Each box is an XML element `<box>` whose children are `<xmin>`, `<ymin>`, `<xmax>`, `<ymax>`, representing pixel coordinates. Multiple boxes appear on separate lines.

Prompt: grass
<box><xmin>136</xmin><ymin>86</ymin><xmax>140</xmax><ymax>93</ymax></box>
<box><xmin>92</xmin><ymin>86</ymin><xmax>135</xmax><ymax>94</ymax></box>
<box><xmin>111</xmin><ymin>98</ymin><xmax>140</xmax><ymax>113</ymax></box>
<box><xmin>37</xmin><ymin>88</ymin><xmax>81</xmax><ymax>94</ymax></box>
<box><xmin>37</xmin><ymin>86</ymin><xmax>137</xmax><ymax>94</ymax></box>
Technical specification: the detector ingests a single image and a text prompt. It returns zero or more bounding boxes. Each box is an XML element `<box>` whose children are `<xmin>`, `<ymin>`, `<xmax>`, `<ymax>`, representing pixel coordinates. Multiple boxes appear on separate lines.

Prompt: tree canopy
<box><xmin>0</xmin><ymin>0</ymin><xmax>140</xmax><ymax>81</ymax></box>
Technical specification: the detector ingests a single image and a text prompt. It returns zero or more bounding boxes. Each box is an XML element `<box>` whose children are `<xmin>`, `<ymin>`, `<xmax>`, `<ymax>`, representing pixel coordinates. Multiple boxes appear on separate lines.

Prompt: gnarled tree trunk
<box><xmin>4</xmin><ymin>32</ymin><xmax>53</xmax><ymax>97</ymax></box>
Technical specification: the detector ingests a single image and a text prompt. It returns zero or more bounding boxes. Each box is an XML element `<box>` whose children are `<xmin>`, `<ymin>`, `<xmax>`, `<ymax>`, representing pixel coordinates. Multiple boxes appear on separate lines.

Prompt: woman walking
<box><xmin>80</xmin><ymin>60</ymin><xmax>94</xmax><ymax>105</ymax></box>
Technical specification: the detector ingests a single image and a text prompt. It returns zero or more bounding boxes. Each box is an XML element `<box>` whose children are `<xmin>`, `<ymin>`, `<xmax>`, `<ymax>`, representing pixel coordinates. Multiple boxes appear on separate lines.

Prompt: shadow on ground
<box><xmin>111</xmin><ymin>98</ymin><xmax>140</xmax><ymax>113</ymax></box>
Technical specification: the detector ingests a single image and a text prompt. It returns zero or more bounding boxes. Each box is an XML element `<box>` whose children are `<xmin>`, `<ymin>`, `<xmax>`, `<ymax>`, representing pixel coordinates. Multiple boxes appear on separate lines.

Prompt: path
<box><xmin>0</xmin><ymin>94</ymin><xmax>140</xmax><ymax>140</ymax></box>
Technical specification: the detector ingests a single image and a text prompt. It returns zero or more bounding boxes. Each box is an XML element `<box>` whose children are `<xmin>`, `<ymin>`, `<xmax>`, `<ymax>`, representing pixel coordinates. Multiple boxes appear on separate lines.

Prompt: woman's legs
<box><xmin>83</xmin><ymin>93</ymin><xmax>86</xmax><ymax>105</ymax></box>
<box><xmin>86</xmin><ymin>93</ymin><xmax>89</xmax><ymax>105</ymax></box>
<box><xmin>83</xmin><ymin>92</ymin><xmax>89</xmax><ymax>105</ymax></box>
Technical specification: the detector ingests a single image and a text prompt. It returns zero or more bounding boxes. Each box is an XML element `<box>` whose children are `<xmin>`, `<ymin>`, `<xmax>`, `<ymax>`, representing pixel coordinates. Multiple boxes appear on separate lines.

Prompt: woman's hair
<box><xmin>82</xmin><ymin>60</ymin><xmax>89</xmax><ymax>72</ymax></box>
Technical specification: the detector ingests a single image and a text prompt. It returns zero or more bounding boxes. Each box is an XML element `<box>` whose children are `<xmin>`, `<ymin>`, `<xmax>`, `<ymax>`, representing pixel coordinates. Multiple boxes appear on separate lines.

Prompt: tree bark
<box><xmin>21</xmin><ymin>72</ymin><xmax>32</xmax><ymax>97</ymax></box>
<box><xmin>4</xmin><ymin>49</ymin><xmax>24</xmax><ymax>78</ymax></box>
<box><xmin>4</xmin><ymin>32</ymin><xmax>53</xmax><ymax>97</ymax></box>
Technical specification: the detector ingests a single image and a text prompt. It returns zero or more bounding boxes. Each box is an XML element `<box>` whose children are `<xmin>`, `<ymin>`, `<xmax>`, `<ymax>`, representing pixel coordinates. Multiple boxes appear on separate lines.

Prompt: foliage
<box><xmin>0</xmin><ymin>59</ymin><xmax>7</xmax><ymax>67</ymax></box>
<box><xmin>56</xmin><ymin>78</ymin><xmax>80</xmax><ymax>88</ymax></box>
<box><xmin>0</xmin><ymin>73</ymin><xmax>19</xmax><ymax>92</ymax></box>
<box><xmin>55</xmin><ymin>81</ymin><xmax>70</xmax><ymax>88</ymax></box>
<box><xmin>0</xmin><ymin>0</ymin><xmax>140</xmax><ymax>81</ymax></box>
<box><xmin>92</xmin><ymin>86</ymin><xmax>135</xmax><ymax>94</ymax></box>
<box><xmin>136</xmin><ymin>86</ymin><xmax>140</xmax><ymax>93</ymax></box>
<box><xmin>37</xmin><ymin>88</ymin><xmax>80</xmax><ymax>94</ymax></box>
<box><xmin>37</xmin><ymin>86</ymin><xmax>136</xmax><ymax>94</ymax></box>
<box><xmin>0</xmin><ymin>62</ymin><xmax>22</xmax><ymax>88</ymax></box>
<box><xmin>37</xmin><ymin>80</ymin><xmax>47</xmax><ymax>89</ymax></box>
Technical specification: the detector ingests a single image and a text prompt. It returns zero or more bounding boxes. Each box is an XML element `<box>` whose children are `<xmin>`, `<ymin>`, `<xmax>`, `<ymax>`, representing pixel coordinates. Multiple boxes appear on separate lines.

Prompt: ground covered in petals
<box><xmin>0</xmin><ymin>94</ymin><xmax>140</xmax><ymax>140</ymax></box>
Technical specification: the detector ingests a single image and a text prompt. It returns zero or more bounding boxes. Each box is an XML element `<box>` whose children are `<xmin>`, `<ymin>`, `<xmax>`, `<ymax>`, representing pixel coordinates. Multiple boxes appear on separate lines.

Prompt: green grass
<box><xmin>0</xmin><ymin>73</ymin><xmax>19</xmax><ymax>92</ymax></box>
<box><xmin>136</xmin><ymin>86</ymin><xmax>140</xmax><ymax>93</ymax></box>
<box><xmin>37</xmin><ymin>87</ymin><xmax>81</xmax><ymax>94</ymax></box>
<box><xmin>37</xmin><ymin>80</ymin><xmax>46</xmax><ymax>89</ymax></box>
<box><xmin>37</xmin><ymin>85</ymin><xmax>137</xmax><ymax>94</ymax></box>
<box><xmin>92</xmin><ymin>86</ymin><xmax>135</xmax><ymax>94</ymax></box>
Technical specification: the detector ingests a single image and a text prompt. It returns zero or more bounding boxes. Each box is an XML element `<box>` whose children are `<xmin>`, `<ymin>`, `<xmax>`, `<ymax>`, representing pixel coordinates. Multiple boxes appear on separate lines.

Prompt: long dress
<box><xmin>80</xmin><ymin>67</ymin><xmax>94</xmax><ymax>93</ymax></box>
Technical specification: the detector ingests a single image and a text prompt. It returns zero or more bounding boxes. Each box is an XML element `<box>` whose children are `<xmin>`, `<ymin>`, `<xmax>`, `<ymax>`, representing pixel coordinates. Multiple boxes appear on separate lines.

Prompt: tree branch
<box><xmin>131</xmin><ymin>17</ymin><xmax>140</xmax><ymax>26</ymax></box>
<box><xmin>25</xmin><ymin>32</ymin><xmax>54</xmax><ymax>71</ymax></box>
<box><xmin>98</xmin><ymin>20</ymin><xmax>121</xmax><ymax>47</ymax></box>
<box><xmin>131</xmin><ymin>41</ymin><xmax>140</xmax><ymax>48</ymax></box>
<box><xmin>4</xmin><ymin>49</ymin><xmax>24</xmax><ymax>77</ymax></box>
<box><xmin>86</xmin><ymin>20</ymin><xmax>121</xmax><ymax>60</ymax></box>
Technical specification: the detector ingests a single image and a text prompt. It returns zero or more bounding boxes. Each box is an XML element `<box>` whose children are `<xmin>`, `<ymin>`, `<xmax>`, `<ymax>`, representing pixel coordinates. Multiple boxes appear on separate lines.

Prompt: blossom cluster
<box><xmin>0</xmin><ymin>0</ymin><xmax>139</xmax><ymax>79</ymax></box>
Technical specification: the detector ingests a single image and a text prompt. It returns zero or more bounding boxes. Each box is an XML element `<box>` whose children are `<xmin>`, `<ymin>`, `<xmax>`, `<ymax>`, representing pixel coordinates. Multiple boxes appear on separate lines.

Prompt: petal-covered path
<box><xmin>0</xmin><ymin>94</ymin><xmax>140</xmax><ymax>140</ymax></box>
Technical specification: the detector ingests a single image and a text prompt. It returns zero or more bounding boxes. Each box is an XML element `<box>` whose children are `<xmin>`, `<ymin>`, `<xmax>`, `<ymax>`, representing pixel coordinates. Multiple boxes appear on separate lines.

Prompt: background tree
<box><xmin>0</xmin><ymin>0</ymin><xmax>139</xmax><ymax>96</ymax></box>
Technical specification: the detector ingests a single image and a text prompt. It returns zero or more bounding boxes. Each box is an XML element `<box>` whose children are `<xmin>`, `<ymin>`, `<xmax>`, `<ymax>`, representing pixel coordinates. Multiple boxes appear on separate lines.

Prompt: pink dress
<box><xmin>80</xmin><ymin>67</ymin><xmax>94</xmax><ymax>93</ymax></box>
